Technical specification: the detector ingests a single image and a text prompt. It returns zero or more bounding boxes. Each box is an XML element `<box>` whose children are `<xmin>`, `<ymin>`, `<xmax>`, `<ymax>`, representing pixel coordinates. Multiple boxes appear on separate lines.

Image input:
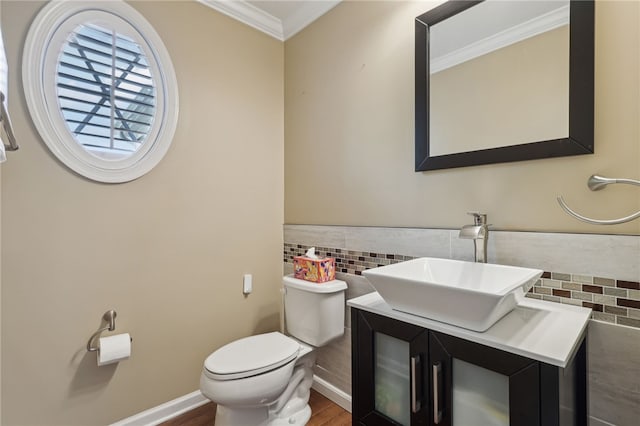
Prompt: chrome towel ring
<box><xmin>557</xmin><ymin>175</ymin><xmax>640</xmax><ymax>225</ymax></box>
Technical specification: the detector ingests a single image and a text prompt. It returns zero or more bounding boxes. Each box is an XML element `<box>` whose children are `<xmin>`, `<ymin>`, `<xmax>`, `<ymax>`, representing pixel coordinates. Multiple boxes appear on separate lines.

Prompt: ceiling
<box><xmin>197</xmin><ymin>0</ymin><xmax>342</xmax><ymax>41</ymax></box>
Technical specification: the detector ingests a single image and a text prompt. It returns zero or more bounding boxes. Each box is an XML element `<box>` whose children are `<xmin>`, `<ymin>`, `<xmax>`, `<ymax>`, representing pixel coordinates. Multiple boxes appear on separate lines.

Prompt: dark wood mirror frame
<box><xmin>415</xmin><ymin>0</ymin><xmax>594</xmax><ymax>172</ymax></box>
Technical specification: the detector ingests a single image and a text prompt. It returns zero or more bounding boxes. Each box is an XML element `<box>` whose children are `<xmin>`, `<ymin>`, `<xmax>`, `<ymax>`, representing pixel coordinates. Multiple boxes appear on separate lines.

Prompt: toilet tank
<box><xmin>283</xmin><ymin>276</ymin><xmax>347</xmax><ymax>347</ymax></box>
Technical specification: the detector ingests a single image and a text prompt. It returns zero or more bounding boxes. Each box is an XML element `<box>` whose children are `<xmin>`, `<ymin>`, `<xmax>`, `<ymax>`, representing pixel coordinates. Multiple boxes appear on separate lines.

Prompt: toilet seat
<box><xmin>204</xmin><ymin>332</ymin><xmax>300</xmax><ymax>381</ymax></box>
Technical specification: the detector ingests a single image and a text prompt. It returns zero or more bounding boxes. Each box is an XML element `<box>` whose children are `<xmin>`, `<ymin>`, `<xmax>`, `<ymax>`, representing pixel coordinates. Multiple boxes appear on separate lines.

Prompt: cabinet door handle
<box><xmin>410</xmin><ymin>355</ymin><xmax>422</xmax><ymax>413</ymax></box>
<box><xmin>433</xmin><ymin>362</ymin><xmax>443</xmax><ymax>424</ymax></box>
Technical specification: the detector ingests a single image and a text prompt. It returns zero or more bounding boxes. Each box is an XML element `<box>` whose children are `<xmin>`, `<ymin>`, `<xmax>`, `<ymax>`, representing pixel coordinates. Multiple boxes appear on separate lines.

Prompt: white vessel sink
<box><xmin>362</xmin><ymin>257</ymin><xmax>543</xmax><ymax>332</ymax></box>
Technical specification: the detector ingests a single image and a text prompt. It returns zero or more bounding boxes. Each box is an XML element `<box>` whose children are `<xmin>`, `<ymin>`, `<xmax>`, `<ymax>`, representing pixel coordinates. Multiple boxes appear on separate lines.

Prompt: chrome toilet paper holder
<box><xmin>87</xmin><ymin>310</ymin><xmax>123</xmax><ymax>352</ymax></box>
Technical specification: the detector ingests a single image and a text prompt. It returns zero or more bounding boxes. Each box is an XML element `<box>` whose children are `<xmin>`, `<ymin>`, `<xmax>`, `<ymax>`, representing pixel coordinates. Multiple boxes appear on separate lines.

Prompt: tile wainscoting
<box><xmin>283</xmin><ymin>224</ymin><xmax>640</xmax><ymax>426</ymax></box>
<box><xmin>283</xmin><ymin>245</ymin><xmax>640</xmax><ymax>328</ymax></box>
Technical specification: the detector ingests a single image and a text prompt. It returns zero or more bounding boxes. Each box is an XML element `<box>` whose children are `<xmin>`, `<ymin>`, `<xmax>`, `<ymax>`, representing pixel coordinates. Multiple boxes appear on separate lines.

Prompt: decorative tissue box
<box><xmin>294</xmin><ymin>255</ymin><xmax>336</xmax><ymax>283</ymax></box>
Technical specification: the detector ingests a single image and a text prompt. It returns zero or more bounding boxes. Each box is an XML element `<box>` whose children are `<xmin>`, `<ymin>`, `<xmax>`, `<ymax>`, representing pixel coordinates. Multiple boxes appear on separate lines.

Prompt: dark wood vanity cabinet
<box><xmin>351</xmin><ymin>309</ymin><xmax>586</xmax><ymax>426</ymax></box>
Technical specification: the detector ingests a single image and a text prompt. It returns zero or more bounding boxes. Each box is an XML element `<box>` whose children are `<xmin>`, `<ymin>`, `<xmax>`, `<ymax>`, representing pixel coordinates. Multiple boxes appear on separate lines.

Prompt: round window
<box><xmin>23</xmin><ymin>1</ymin><xmax>178</xmax><ymax>183</ymax></box>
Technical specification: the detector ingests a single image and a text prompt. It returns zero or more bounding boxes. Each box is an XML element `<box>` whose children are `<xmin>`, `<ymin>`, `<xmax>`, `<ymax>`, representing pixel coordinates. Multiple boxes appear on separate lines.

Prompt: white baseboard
<box><xmin>312</xmin><ymin>375</ymin><xmax>352</xmax><ymax>413</ymax></box>
<box><xmin>110</xmin><ymin>390</ymin><xmax>208</xmax><ymax>426</ymax></box>
<box><xmin>110</xmin><ymin>376</ymin><xmax>351</xmax><ymax>425</ymax></box>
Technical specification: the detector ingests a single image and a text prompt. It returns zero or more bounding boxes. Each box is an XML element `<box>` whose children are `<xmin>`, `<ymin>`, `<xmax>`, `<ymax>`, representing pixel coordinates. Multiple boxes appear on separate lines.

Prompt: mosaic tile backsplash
<box><xmin>284</xmin><ymin>242</ymin><xmax>640</xmax><ymax>329</ymax></box>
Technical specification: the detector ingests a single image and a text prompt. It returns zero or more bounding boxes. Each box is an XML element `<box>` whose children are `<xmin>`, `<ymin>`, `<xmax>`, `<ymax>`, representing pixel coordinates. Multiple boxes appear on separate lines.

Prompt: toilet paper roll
<box><xmin>98</xmin><ymin>333</ymin><xmax>131</xmax><ymax>366</ymax></box>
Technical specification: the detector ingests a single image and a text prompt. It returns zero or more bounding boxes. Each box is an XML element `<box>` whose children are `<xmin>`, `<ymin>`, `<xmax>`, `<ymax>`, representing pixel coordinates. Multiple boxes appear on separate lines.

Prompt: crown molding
<box><xmin>282</xmin><ymin>1</ymin><xmax>341</xmax><ymax>39</ymax></box>
<box><xmin>197</xmin><ymin>0</ymin><xmax>284</xmax><ymax>41</ymax></box>
<box><xmin>431</xmin><ymin>5</ymin><xmax>569</xmax><ymax>74</ymax></box>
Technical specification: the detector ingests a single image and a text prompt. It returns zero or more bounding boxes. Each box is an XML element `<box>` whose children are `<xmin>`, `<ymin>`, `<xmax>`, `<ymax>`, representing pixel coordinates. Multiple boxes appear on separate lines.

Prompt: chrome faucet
<box><xmin>459</xmin><ymin>212</ymin><xmax>490</xmax><ymax>263</ymax></box>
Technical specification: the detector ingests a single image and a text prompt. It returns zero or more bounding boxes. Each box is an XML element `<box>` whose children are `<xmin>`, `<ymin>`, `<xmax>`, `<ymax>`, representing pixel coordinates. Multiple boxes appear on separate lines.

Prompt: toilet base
<box><xmin>215</xmin><ymin>403</ymin><xmax>311</xmax><ymax>426</ymax></box>
<box><xmin>213</xmin><ymin>349</ymin><xmax>316</xmax><ymax>426</ymax></box>
<box><xmin>269</xmin><ymin>404</ymin><xmax>311</xmax><ymax>426</ymax></box>
<box><xmin>215</xmin><ymin>405</ymin><xmax>268</xmax><ymax>426</ymax></box>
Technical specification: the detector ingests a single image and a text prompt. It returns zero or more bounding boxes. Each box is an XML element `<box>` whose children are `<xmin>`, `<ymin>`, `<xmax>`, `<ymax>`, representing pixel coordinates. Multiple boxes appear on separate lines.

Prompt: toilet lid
<box><xmin>204</xmin><ymin>332</ymin><xmax>300</xmax><ymax>380</ymax></box>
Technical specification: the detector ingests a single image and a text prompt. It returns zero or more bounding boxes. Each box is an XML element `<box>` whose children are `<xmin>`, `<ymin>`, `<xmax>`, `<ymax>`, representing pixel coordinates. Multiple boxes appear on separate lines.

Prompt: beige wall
<box><xmin>1</xmin><ymin>1</ymin><xmax>283</xmax><ymax>425</ymax></box>
<box><xmin>285</xmin><ymin>0</ymin><xmax>640</xmax><ymax>235</ymax></box>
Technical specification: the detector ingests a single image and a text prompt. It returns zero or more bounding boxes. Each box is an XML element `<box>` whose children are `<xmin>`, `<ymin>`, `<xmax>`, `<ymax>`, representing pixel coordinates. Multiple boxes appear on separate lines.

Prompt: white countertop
<box><xmin>348</xmin><ymin>292</ymin><xmax>591</xmax><ymax>368</ymax></box>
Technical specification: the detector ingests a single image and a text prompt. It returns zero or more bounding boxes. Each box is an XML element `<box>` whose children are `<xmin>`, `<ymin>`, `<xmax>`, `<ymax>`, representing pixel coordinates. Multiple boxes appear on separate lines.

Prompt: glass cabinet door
<box><xmin>352</xmin><ymin>310</ymin><xmax>429</xmax><ymax>425</ymax></box>
<box><xmin>452</xmin><ymin>358</ymin><xmax>509</xmax><ymax>426</ymax></box>
<box><xmin>429</xmin><ymin>331</ymin><xmax>540</xmax><ymax>426</ymax></box>
<box><xmin>375</xmin><ymin>333</ymin><xmax>411</xmax><ymax>425</ymax></box>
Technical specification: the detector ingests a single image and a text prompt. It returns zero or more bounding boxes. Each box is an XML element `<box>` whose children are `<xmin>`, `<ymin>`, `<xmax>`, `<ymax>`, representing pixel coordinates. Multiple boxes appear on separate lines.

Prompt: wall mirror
<box><xmin>415</xmin><ymin>0</ymin><xmax>594</xmax><ymax>171</ymax></box>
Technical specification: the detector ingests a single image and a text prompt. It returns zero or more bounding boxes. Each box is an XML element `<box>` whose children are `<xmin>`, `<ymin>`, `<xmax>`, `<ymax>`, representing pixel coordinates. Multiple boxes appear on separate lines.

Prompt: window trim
<box><xmin>23</xmin><ymin>0</ymin><xmax>179</xmax><ymax>183</ymax></box>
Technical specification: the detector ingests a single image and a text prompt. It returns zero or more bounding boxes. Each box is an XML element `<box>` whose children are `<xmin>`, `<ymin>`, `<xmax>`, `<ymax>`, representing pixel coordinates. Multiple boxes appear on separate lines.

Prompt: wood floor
<box><xmin>159</xmin><ymin>389</ymin><xmax>351</xmax><ymax>426</ymax></box>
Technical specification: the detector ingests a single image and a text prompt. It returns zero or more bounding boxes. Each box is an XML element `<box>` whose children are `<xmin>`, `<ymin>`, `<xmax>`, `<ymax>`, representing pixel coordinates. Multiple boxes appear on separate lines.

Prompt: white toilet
<box><xmin>200</xmin><ymin>275</ymin><xmax>348</xmax><ymax>426</ymax></box>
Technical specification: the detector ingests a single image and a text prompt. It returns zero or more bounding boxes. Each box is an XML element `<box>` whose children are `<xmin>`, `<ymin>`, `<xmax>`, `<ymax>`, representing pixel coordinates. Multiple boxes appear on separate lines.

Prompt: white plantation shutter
<box><xmin>57</xmin><ymin>24</ymin><xmax>156</xmax><ymax>159</ymax></box>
